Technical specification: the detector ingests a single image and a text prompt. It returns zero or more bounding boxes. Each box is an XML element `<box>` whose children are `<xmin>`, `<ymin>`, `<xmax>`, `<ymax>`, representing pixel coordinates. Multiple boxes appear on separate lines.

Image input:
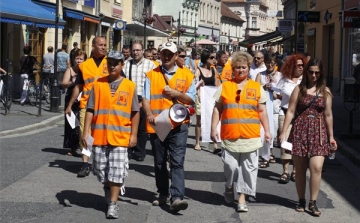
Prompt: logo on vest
<box><xmin>175</xmin><ymin>79</ymin><xmax>186</xmax><ymax>92</ymax></box>
<box><xmin>224</xmin><ymin>71</ymin><xmax>231</xmax><ymax>80</ymax></box>
<box><xmin>103</xmin><ymin>63</ymin><xmax>109</xmax><ymax>74</ymax></box>
<box><xmin>117</xmin><ymin>91</ymin><xmax>129</xmax><ymax>106</ymax></box>
<box><xmin>246</xmin><ymin>88</ymin><xmax>256</xmax><ymax>100</ymax></box>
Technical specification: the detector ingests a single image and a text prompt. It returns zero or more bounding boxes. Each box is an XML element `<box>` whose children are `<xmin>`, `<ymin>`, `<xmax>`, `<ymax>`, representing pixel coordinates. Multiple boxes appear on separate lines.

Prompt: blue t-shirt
<box><xmin>57</xmin><ymin>51</ymin><xmax>69</xmax><ymax>72</ymax></box>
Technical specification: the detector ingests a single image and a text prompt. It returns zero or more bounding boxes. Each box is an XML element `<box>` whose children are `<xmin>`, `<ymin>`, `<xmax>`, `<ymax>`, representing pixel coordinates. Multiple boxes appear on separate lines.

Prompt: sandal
<box><xmin>67</xmin><ymin>150</ymin><xmax>76</xmax><ymax>156</ymax></box>
<box><xmin>259</xmin><ymin>160</ymin><xmax>269</xmax><ymax>168</ymax></box>
<box><xmin>308</xmin><ymin>200</ymin><xmax>321</xmax><ymax>216</ymax></box>
<box><xmin>278</xmin><ymin>173</ymin><xmax>290</xmax><ymax>184</ymax></box>
<box><xmin>213</xmin><ymin>143</ymin><xmax>221</xmax><ymax>154</ymax></box>
<box><xmin>295</xmin><ymin>199</ymin><xmax>306</xmax><ymax>212</ymax></box>
<box><xmin>194</xmin><ymin>145</ymin><xmax>201</xmax><ymax>151</ymax></box>
<box><xmin>290</xmin><ymin>172</ymin><xmax>296</xmax><ymax>182</ymax></box>
<box><xmin>269</xmin><ymin>155</ymin><xmax>276</xmax><ymax>163</ymax></box>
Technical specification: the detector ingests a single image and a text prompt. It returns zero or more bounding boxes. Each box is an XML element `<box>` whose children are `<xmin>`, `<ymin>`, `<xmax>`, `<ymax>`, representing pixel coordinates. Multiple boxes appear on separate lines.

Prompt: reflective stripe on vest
<box><xmin>79</xmin><ymin>58</ymin><xmax>109</xmax><ymax>109</ymax></box>
<box><xmin>94</xmin><ymin>109</ymin><xmax>131</xmax><ymax>119</ymax></box>
<box><xmin>91</xmin><ymin>124</ymin><xmax>131</xmax><ymax>133</ymax></box>
<box><xmin>146</xmin><ymin>67</ymin><xmax>194</xmax><ymax>133</ymax></box>
<box><xmin>220</xmin><ymin>79</ymin><xmax>261</xmax><ymax>139</ymax></box>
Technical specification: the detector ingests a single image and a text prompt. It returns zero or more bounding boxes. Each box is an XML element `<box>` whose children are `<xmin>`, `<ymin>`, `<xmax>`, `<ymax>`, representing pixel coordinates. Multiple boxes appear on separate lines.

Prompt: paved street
<box><xmin>0</xmin><ymin>115</ymin><xmax>359</xmax><ymax>223</ymax></box>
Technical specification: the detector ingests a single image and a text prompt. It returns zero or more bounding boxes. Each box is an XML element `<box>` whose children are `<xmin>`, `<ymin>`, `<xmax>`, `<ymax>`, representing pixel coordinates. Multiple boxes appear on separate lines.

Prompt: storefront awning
<box><xmin>0</xmin><ymin>0</ymin><xmax>65</xmax><ymax>28</ymax></box>
<box><xmin>239</xmin><ymin>30</ymin><xmax>282</xmax><ymax>47</ymax></box>
<box><xmin>63</xmin><ymin>7</ymin><xmax>100</xmax><ymax>24</ymax></box>
<box><xmin>126</xmin><ymin>21</ymin><xmax>169</xmax><ymax>37</ymax></box>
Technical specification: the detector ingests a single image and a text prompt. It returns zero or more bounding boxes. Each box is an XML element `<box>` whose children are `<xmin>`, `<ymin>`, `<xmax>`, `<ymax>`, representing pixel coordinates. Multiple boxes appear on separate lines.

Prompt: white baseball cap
<box><xmin>160</xmin><ymin>42</ymin><xmax>177</xmax><ymax>53</ymax></box>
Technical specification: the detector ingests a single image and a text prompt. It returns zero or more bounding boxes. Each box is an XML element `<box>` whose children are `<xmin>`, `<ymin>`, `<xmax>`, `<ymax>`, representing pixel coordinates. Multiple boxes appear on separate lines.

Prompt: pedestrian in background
<box><xmin>211</xmin><ymin>51</ymin><xmax>271</xmax><ymax>212</ymax></box>
<box><xmin>122</xmin><ymin>45</ymin><xmax>132</xmax><ymax>62</ymax></box>
<box><xmin>276</xmin><ymin>54</ymin><xmax>306</xmax><ymax>184</ymax></box>
<box><xmin>142</xmin><ymin>41</ymin><xmax>195</xmax><ymax>213</ymax></box>
<box><xmin>82</xmin><ymin>51</ymin><xmax>140</xmax><ymax>219</ymax></box>
<box><xmin>216</xmin><ymin>50</ymin><xmax>233</xmax><ymax>82</ymax></box>
<box><xmin>43</xmin><ymin>46</ymin><xmax>54</xmax><ymax>74</ymax></box>
<box><xmin>65</xmin><ymin>36</ymin><xmax>108</xmax><ymax>178</ymax></box>
<box><xmin>122</xmin><ymin>42</ymin><xmax>156</xmax><ymax>162</ymax></box>
<box><xmin>255</xmin><ymin>54</ymin><xmax>282</xmax><ymax>167</ymax></box>
<box><xmin>19</xmin><ymin>45</ymin><xmax>38</xmax><ymax>105</ymax></box>
<box><xmin>62</xmin><ymin>49</ymin><xmax>87</xmax><ymax>156</ymax></box>
<box><xmin>249</xmin><ymin>51</ymin><xmax>266</xmax><ymax>81</ymax></box>
<box><xmin>279</xmin><ymin>58</ymin><xmax>336</xmax><ymax>216</ymax></box>
<box><xmin>69</xmin><ymin>42</ymin><xmax>79</xmax><ymax>67</ymax></box>
<box><xmin>193</xmin><ymin>49</ymin><xmax>219</xmax><ymax>152</ymax></box>
<box><xmin>57</xmin><ymin>44</ymin><xmax>70</xmax><ymax>92</ymax></box>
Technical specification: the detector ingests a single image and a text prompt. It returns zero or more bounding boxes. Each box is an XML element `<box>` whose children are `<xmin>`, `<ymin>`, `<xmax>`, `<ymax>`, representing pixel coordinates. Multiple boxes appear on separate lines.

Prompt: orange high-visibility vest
<box><xmin>79</xmin><ymin>58</ymin><xmax>109</xmax><ymax>109</ymax></box>
<box><xmin>146</xmin><ymin>66</ymin><xmax>194</xmax><ymax>133</ymax></box>
<box><xmin>217</xmin><ymin>62</ymin><xmax>232</xmax><ymax>82</ymax></box>
<box><xmin>153</xmin><ymin>60</ymin><xmax>160</xmax><ymax>67</ymax></box>
<box><xmin>91</xmin><ymin>77</ymin><xmax>136</xmax><ymax>146</ymax></box>
<box><xmin>220</xmin><ymin>79</ymin><xmax>261</xmax><ymax>140</ymax></box>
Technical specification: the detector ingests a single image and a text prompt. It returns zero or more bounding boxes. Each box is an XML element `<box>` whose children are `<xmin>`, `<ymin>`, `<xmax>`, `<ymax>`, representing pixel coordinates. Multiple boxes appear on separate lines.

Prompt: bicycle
<box><xmin>26</xmin><ymin>74</ymin><xmax>51</xmax><ymax>106</ymax></box>
<box><xmin>0</xmin><ymin>73</ymin><xmax>12</xmax><ymax>110</ymax></box>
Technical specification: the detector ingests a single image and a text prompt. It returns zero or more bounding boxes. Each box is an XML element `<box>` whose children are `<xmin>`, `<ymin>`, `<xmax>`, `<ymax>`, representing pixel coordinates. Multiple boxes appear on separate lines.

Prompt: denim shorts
<box><xmin>92</xmin><ymin>146</ymin><xmax>129</xmax><ymax>184</ymax></box>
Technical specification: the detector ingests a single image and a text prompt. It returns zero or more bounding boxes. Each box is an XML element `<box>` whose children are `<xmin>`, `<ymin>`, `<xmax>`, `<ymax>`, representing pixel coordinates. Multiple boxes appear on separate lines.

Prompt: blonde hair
<box><xmin>231</xmin><ymin>51</ymin><xmax>253</xmax><ymax>68</ymax></box>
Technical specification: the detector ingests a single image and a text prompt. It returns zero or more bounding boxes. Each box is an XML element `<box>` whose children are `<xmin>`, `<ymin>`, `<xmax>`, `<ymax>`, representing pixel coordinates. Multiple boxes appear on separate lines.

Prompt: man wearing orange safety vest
<box><xmin>82</xmin><ymin>51</ymin><xmax>140</xmax><ymax>219</ymax></box>
<box><xmin>215</xmin><ymin>50</ymin><xmax>233</xmax><ymax>83</ymax></box>
<box><xmin>142</xmin><ymin>41</ymin><xmax>196</xmax><ymax>213</ymax></box>
<box><xmin>65</xmin><ymin>36</ymin><xmax>108</xmax><ymax>178</ymax></box>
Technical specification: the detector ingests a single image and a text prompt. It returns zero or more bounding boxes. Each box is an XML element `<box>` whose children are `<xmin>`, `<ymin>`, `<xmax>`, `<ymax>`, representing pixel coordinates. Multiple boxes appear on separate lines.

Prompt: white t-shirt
<box><xmin>249</xmin><ymin>63</ymin><xmax>266</xmax><ymax>81</ymax></box>
<box><xmin>276</xmin><ymin>76</ymin><xmax>302</xmax><ymax>115</ymax></box>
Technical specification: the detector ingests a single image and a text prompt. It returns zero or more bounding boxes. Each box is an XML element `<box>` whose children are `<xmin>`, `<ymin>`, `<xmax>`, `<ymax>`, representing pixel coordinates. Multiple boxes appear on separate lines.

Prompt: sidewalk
<box><xmin>1</xmin><ymin>95</ymin><xmax>360</xmax><ymax>166</ymax></box>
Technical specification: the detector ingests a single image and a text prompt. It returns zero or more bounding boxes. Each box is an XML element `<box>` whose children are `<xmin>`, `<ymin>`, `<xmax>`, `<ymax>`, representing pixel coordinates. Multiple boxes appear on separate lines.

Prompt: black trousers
<box><xmin>130</xmin><ymin>107</ymin><xmax>148</xmax><ymax>158</ymax></box>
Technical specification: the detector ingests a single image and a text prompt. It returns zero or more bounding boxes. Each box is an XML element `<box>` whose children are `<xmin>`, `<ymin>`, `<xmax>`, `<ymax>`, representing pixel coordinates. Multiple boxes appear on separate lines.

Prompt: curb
<box><xmin>335</xmin><ymin>136</ymin><xmax>360</xmax><ymax>168</ymax></box>
<box><xmin>0</xmin><ymin>114</ymin><xmax>63</xmax><ymax>137</ymax></box>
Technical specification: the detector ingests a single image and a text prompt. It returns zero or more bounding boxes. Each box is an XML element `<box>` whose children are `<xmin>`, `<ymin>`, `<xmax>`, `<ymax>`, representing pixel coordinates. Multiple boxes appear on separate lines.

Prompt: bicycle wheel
<box><xmin>0</xmin><ymin>78</ymin><xmax>12</xmax><ymax>110</ymax></box>
<box><xmin>27</xmin><ymin>80</ymin><xmax>37</xmax><ymax>106</ymax></box>
<box><xmin>43</xmin><ymin>78</ymin><xmax>51</xmax><ymax>104</ymax></box>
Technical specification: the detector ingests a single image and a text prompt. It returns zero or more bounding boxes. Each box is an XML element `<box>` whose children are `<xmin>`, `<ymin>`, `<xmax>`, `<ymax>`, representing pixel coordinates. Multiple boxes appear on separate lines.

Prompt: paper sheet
<box><xmin>151</xmin><ymin>109</ymin><xmax>173</xmax><ymax>142</ymax></box>
<box><xmin>77</xmin><ymin>92</ymin><xmax>82</xmax><ymax>102</ymax></box>
<box><xmin>81</xmin><ymin>135</ymin><xmax>94</xmax><ymax>157</ymax></box>
<box><xmin>270</xmin><ymin>84</ymin><xmax>281</xmax><ymax>92</ymax></box>
<box><xmin>200</xmin><ymin>86</ymin><xmax>221</xmax><ymax>142</ymax></box>
<box><xmin>66</xmin><ymin>111</ymin><xmax>79</xmax><ymax>129</ymax></box>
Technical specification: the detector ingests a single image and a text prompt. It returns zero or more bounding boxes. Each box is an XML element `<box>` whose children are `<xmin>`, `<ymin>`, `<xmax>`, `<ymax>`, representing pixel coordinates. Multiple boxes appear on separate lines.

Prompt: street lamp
<box><xmin>142</xmin><ymin>8</ymin><xmax>147</xmax><ymax>49</ymax></box>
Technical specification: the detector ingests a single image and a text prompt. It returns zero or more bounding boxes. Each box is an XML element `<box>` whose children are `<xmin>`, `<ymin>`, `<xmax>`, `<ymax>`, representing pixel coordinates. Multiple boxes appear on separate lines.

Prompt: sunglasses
<box><xmin>297</xmin><ymin>64</ymin><xmax>304</xmax><ymax>67</ymax></box>
<box><xmin>209</xmin><ymin>56</ymin><xmax>215</xmax><ymax>60</ymax></box>
<box><xmin>254</xmin><ymin>57</ymin><xmax>263</xmax><ymax>60</ymax></box>
<box><xmin>235</xmin><ymin>89</ymin><xmax>241</xmax><ymax>103</ymax></box>
<box><xmin>266</xmin><ymin>62</ymin><xmax>276</xmax><ymax>66</ymax></box>
<box><xmin>178</xmin><ymin>55</ymin><xmax>186</xmax><ymax>58</ymax></box>
<box><xmin>107</xmin><ymin>60</ymin><xmax>121</xmax><ymax>67</ymax></box>
<box><xmin>307</xmin><ymin>70</ymin><xmax>320</xmax><ymax>75</ymax></box>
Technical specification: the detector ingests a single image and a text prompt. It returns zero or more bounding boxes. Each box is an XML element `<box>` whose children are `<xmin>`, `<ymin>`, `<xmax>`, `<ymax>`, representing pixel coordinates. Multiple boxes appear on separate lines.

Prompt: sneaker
<box><xmin>170</xmin><ymin>199</ymin><xmax>188</xmax><ymax>213</ymax></box>
<box><xmin>77</xmin><ymin>165</ymin><xmax>90</xmax><ymax>178</ymax></box>
<box><xmin>106</xmin><ymin>201</ymin><xmax>119</xmax><ymax>219</ymax></box>
<box><xmin>103</xmin><ymin>187</ymin><xmax>111</xmax><ymax>205</ymax></box>
<box><xmin>237</xmin><ymin>203</ymin><xmax>249</xmax><ymax>212</ymax></box>
<box><xmin>152</xmin><ymin>195</ymin><xmax>169</xmax><ymax>206</ymax></box>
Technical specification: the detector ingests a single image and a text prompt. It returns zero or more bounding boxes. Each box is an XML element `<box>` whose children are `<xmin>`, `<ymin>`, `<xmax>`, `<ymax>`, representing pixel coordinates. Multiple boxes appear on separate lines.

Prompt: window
<box><xmin>252</xmin><ymin>17</ymin><xmax>257</xmax><ymax>29</ymax></box>
<box><xmin>114</xmin><ymin>0</ymin><xmax>121</xmax><ymax>4</ymax></box>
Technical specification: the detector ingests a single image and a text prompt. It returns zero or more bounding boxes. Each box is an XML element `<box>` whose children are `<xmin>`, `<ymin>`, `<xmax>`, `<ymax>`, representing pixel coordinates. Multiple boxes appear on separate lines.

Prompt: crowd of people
<box><xmin>19</xmin><ymin>36</ymin><xmax>336</xmax><ymax>219</ymax></box>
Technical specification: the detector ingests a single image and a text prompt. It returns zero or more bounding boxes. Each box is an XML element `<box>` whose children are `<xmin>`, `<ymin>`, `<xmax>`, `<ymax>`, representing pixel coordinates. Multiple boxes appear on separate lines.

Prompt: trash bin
<box><xmin>50</xmin><ymin>73</ymin><xmax>60</xmax><ymax>112</ymax></box>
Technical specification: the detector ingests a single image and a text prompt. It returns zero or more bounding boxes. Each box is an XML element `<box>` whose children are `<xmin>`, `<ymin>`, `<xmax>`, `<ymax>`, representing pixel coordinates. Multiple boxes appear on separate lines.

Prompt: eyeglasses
<box><xmin>178</xmin><ymin>55</ymin><xmax>186</xmax><ymax>58</ymax></box>
<box><xmin>209</xmin><ymin>56</ymin><xmax>215</xmax><ymax>60</ymax></box>
<box><xmin>307</xmin><ymin>70</ymin><xmax>320</xmax><ymax>75</ymax></box>
<box><xmin>297</xmin><ymin>64</ymin><xmax>304</xmax><ymax>67</ymax></box>
<box><xmin>266</xmin><ymin>62</ymin><xmax>276</xmax><ymax>66</ymax></box>
<box><xmin>254</xmin><ymin>57</ymin><xmax>263</xmax><ymax>60</ymax></box>
<box><xmin>235</xmin><ymin>90</ymin><xmax>241</xmax><ymax>103</ymax></box>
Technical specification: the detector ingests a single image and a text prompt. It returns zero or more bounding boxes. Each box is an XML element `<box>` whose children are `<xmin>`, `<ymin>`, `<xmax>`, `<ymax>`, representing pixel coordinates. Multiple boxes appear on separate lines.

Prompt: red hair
<box><xmin>280</xmin><ymin>54</ymin><xmax>307</xmax><ymax>79</ymax></box>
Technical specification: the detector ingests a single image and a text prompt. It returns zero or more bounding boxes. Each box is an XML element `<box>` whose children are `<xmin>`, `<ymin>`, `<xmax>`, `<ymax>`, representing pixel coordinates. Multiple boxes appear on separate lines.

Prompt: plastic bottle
<box><xmin>329</xmin><ymin>141</ymin><xmax>336</xmax><ymax>160</ymax></box>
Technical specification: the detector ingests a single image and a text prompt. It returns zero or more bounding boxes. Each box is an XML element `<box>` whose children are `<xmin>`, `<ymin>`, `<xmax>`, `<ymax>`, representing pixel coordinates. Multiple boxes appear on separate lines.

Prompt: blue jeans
<box><xmin>150</xmin><ymin>123</ymin><xmax>188</xmax><ymax>202</ymax></box>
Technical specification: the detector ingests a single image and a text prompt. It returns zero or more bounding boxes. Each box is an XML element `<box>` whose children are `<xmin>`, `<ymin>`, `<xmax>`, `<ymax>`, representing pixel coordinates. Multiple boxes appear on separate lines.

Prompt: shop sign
<box><xmin>112</xmin><ymin>5</ymin><xmax>122</xmax><ymax>19</ymax></box>
<box><xmin>278</xmin><ymin>19</ymin><xmax>293</xmax><ymax>32</ymax></box>
<box><xmin>342</xmin><ymin>10</ymin><xmax>360</xmax><ymax>28</ymax></box>
<box><xmin>298</xmin><ymin>11</ymin><xmax>320</xmax><ymax>23</ymax></box>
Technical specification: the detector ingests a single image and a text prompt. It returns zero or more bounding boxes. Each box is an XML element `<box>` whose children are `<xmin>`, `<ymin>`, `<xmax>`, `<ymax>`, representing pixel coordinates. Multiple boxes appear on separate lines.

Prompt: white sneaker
<box><xmin>107</xmin><ymin>202</ymin><xmax>119</xmax><ymax>219</ymax></box>
<box><xmin>237</xmin><ymin>203</ymin><xmax>249</xmax><ymax>212</ymax></box>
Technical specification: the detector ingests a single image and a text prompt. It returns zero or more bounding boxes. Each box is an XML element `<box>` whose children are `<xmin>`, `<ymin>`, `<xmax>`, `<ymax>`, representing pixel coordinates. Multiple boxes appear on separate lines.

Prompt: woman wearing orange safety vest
<box><xmin>211</xmin><ymin>51</ymin><xmax>272</xmax><ymax>213</ymax></box>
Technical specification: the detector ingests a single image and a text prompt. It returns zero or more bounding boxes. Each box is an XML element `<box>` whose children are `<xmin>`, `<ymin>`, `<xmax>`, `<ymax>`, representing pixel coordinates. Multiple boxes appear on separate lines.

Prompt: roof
<box><xmin>152</xmin><ymin>14</ymin><xmax>173</xmax><ymax>32</ymax></box>
<box><xmin>221</xmin><ymin>2</ymin><xmax>245</xmax><ymax>22</ymax></box>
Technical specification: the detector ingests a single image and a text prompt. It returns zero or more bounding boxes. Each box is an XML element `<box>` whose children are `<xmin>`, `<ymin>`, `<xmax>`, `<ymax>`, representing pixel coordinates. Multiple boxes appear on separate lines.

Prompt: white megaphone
<box><xmin>169</xmin><ymin>103</ymin><xmax>188</xmax><ymax>123</ymax></box>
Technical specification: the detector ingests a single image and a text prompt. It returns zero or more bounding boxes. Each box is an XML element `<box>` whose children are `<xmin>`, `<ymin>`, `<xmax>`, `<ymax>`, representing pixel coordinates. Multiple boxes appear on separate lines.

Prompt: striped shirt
<box><xmin>122</xmin><ymin>58</ymin><xmax>156</xmax><ymax>96</ymax></box>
